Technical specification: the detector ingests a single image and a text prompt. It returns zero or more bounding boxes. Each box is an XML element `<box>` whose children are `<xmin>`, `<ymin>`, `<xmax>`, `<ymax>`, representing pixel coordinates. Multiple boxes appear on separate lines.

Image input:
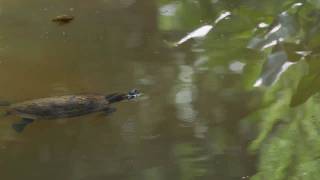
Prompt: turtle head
<box><xmin>105</xmin><ymin>89</ymin><xmax>141</xmax><ymax>104</ymax></box>
<box><xmin>126</xmin><ymin>89</ymin><xmax>141</xmax><ymax>100</ymax></box>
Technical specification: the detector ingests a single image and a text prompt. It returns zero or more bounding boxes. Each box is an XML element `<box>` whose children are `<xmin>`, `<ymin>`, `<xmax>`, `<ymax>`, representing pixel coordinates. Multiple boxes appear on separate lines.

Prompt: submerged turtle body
<box><xmin>9</xmin><ymin>94</ymin><xmax>110</xmax><ymax>120</ymax></box>
<box><xmin>4</xmin><ymin>89</ymin><xmax>140</xmax><ymax>133</ymax></box>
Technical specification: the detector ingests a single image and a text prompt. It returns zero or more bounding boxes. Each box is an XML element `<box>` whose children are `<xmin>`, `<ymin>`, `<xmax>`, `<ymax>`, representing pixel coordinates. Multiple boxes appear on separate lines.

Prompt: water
<box><xmin>0</xmin><ymin>0</ymin><xmax>320</xmax><ymax>180</ymax></box>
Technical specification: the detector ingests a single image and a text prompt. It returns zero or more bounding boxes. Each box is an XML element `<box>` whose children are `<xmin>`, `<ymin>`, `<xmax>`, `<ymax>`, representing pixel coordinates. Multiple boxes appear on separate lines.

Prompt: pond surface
<box><xmin>0</xmin><ymin>0</ymin><xmax>320</xmax><ymax>180</ymax></box>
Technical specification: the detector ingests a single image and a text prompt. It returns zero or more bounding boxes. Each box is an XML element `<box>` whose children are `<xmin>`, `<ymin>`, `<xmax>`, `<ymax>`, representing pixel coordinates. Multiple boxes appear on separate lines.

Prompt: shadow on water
<box><xmin>1</xmin><ymin>0</ymin><xmax>320</xmax><ymax>180</ymax></box>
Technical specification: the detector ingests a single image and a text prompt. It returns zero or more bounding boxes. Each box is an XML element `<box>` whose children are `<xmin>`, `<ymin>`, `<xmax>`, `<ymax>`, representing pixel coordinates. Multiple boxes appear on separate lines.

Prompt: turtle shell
<box><xmin>8</xmin><ymin>94</ymin><xmax>109</xmax><ymax>119</ymax></box>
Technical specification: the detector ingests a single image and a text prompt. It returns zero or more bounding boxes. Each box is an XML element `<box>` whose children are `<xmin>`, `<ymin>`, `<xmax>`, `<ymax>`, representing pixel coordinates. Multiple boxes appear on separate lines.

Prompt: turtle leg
<box><xmin>103</xmin><ymin>107</ymin><xmax>117</xmax><ymax>116</ymax></box>
<box><xmin>12</xmin><ymin>118</ymin><xmax>34</xmax><ymax>133</ymax></box>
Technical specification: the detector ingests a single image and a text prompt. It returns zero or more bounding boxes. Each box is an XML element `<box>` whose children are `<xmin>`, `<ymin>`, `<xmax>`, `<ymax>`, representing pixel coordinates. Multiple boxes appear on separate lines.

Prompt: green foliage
<box><xmin>241</xmin><ymin>1</ymin><xmax>320</xmax><ymax>179</ymax></box>
<box><xmin>250</xmin><ymin>97</ymin><xmax>320</xmax><ymax>180</ymax></box>
<box><xmin>291</xmin><ymin>57</ymin><xmax>320</xmax><ymax>107</ymax></box>
<box><xmin>159</xmin><ymin>0</ymin><xmax>320</xmax><ymax>179</ymax></box>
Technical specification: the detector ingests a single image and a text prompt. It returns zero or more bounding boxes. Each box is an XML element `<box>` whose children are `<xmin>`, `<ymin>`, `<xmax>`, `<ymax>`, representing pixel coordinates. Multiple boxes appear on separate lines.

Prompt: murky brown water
<box><xmin>0</xmin><ymin>0</ymin><xmax>281</xmax><ymax>179</ymax></box>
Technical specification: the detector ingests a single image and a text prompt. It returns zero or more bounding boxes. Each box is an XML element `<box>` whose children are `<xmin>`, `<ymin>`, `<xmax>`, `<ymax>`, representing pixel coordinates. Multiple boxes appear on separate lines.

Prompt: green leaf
<box><xmin>290</xmin><ymin>56</ymin><xmax>320</xmax><ymax>107</ymax></box>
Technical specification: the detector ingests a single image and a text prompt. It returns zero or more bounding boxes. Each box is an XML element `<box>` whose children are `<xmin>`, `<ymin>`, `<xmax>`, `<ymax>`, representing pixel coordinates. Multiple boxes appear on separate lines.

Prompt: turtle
<box><xmin>52</xmin><ymin>15</ymin><xmax>74</xmax><ymax>24</ymax></box>
<box><xmin>1</xmin><ymin>89</ymin><xmax>140</xmax><ymax>133</ymax></box>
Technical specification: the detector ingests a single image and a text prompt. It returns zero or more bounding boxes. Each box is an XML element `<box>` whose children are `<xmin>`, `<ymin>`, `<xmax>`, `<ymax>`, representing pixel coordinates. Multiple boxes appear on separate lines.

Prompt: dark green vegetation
<box><xmin>160</xmin><ymin>0</ymin><xmax>320</xmax><ymax>179</ymax></box>
<box><xmin>0</xmin><ymin>0</ymin><xmax>320</xmax><ymax>180</ymax></box>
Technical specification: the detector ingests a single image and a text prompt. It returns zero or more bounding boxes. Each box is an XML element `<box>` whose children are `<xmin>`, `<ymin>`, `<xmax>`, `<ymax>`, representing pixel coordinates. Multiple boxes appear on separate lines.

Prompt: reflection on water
<box><xmin>2</xmin><ymin>0</ymin><xmax>320</xmax><ymax>180</ymax></box>
<box><xmin>174</xmin><ymin>11</ymin><xmax>230</xmax><ymax>46</ymax></box>
<box><xmin>175</xmin><ymin>64</ymin><xmax>197</xmax><ymax>124</ymax></box>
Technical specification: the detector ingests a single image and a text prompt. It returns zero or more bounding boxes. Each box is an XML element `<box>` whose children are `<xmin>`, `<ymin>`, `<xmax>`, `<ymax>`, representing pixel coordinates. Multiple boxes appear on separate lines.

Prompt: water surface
<box><xmin>0</xmin><ymin>0</ymin><xmax>319</xmax><ymax>180</ymax></box>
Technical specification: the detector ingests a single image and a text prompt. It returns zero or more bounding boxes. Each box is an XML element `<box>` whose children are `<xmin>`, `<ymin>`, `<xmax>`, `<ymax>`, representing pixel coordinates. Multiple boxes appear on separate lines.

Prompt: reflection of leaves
<box><xmin>246</xmin><ymin>3</ymin><xmax>320</xmax><ymax>178</ymax></box>
<box><xmin>247</xmin><ymin>88</ymin><xmax>292</xmax><ymax>152</ymax></box>
<box><xmin>248</xmin><ymin>3</ymin><xmax>303</xmax><ymax>88</ymax></box>
<box><xmin>242</xmin><ymin>60</ymin><xmax>264</xmax><ymax>89</ymax></box>
<box><xmin>291</xmin><ymin>56</ymin><xmax>320</xmax><ymax>107</ymax></box>
<box><xmin>308</xmin><ymin>0</ymin><xmax>320</xmax><ymax>9</ymax></box>
<box><xmin>283</xmin><ymin>42</ymin><xmax>310</xmax><ymax>62</ymax></box>
<box><xmin>254</xmin><ymin>50</ymin><xmax>295</xmax><ymax>87</ymax></box>
<box><xmin>289</xmin><ymin>2</ymin><xmax>320</xmax><ymax>106</ymax></box>
<box><xmin>244</xmin><ymin>59</ymin><xmax>320</xmax><ymax>178</ymax></box>
<box><xmin>159</xmin><ymin>0</ymin><xmax>320</xmax><ymax>179</ymax></box>
<box><xmin>251</xmin><ymin>121</ymin><xmax>298</xmax><ymax>180</ymax></box>
<box><xmin>174</xmin><ymin>143</ymin><xmax>208</xmax><ymax>180</ymax></box>
<box><xmin>251</xmin><ymin>99</ymin><xmax>320</xmax><ymax>180</ymax></box>
<box><xmin>175</xmin><ymin>11</ymin><xmax>231</xmax><ymax>46</ymax></box>
<box><xmin>247</xmin><ymin>9</ymin><xmax>300</xmax><ymax>51</ymax></box>
<box><xmin>175</xmin><ymin>25</ymin><xmax>213</xmax><ymax>46</ymax></box>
